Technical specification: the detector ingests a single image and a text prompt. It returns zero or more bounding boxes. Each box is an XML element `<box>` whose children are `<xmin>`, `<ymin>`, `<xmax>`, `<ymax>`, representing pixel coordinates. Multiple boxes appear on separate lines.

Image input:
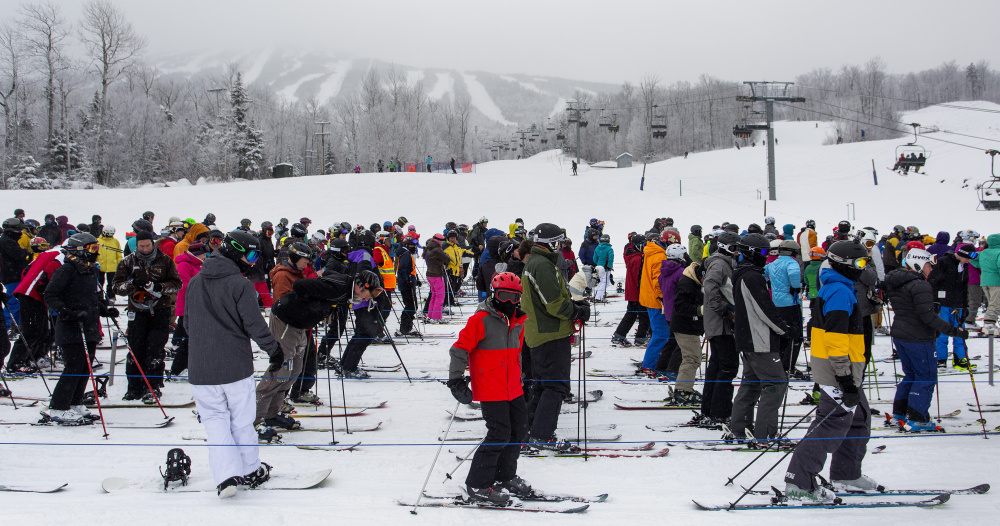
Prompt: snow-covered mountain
<box><xmin>151</xmin><ymin>47</ymin><xmax>617</xmax><ymax>127</ymax></box>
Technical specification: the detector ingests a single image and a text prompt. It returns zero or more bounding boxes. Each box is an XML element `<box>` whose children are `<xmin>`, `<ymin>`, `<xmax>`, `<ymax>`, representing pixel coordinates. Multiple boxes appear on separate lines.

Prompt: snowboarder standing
<box><xmin>784</xmin><ymin>240</ymin><xmax>877</xmax><ymax>501</ymax></box>
<box><xmin>184</xmin><ymin>231</ymin><xmax>283</xmax><ymax>497</ymax></box>
<box><xmin>447</xmin><ymin>272</ymin><xmax>532</xmax><ymax>504</ymax></box>
<box><xmin>450</xmin><ymin>157</ymin><xmax>457</xmax><ymax>174</ymax></box>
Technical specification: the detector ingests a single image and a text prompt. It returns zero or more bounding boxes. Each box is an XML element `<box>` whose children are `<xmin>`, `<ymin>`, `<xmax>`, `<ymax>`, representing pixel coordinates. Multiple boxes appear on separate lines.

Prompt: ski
<box><xmin>359</xmin><ymin>364</ymin><xmax>402</xmax><ymax>372</ymax></box>
<box><xmin>290</xmin><ymin>409</ymin><xmax>368</xmax><ymax>418</ymax></box>
<box><xmin>102</xmin><ymin>469</ymin><xmax>332</xmax><ymax>492</ymax></box>
<box><xmin>743</xmin><ymin>483</ymin><xmax>988</xmax><ymax>497</ymax></box>
<box><xmin>693</xmin><ymin>492</ymin><xmax>949</xmax><ymax>510</ymax></box>
<box><xmin>564</xmin><ymin>390</ymin><xmax>603</xmax><ymax>404</ymax></box>
<box><xmin>685</xmin><ymin>443</ymin><xmax>796</xmax><ymax>453</ymax></box>
<box><xmin>399</xmin><ymin>497</ymin><xmax>589</xmax><ymax>513</ymax></box>
<box><xmin>291</xmin><ymin>400</ymin><xmax>387</xmax><ymax>410</ymax></box>
<box><xmin>0</xmin><ymin>399</ymin><xmax>39</xmax><ymax>407</ymax></box>
<box><xmin>521</xmin><ymin>447</ymin><xmax>669</xmax><ymax>459</ymax></box>
<box><xmin>0</xmin><ymin>483</ymin><xmax>68</xmax><ymax>493</ymax></box>
<box><xmin>30</xmin><ymin>413</ymin><xmax>175</xmax><ymax>428</ymax></box>
<box><xmin>87</xmin><ymin>401</ymin><xmax>195</xmax><ymax>409</ymax></box>
<box><xmin>183</xmin><ymin>422</ymin><xmax>382</xmax><ymax>440</ymax></box>
<box><xmin>423</xmin><ymin>490</ymin><xmax>608</xmax><ymax>504</ymax></box>
<box><xmin>614</xmin><ymin>402</ymin><xmax>701</xmax><ymax>411</ymax></box>
<box><xmin>293</xmin><ymin>441</ymin><xmax>363</xmax><ymax>452</ymax></box>
<box><xmin>443</xmin><ymin>428</ymin><xmax>622</xmax><ymax>442</ymax></box>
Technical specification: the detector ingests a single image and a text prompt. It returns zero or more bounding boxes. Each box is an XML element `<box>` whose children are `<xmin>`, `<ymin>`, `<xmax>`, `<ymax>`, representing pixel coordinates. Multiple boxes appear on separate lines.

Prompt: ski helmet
<box><xmin>2</xmin><ymin>218</ymin><xmax>21</xmax><ymax>233</ymax></box>
<box><xmin>586</xmin><ymin>228</ymin><xmax>600</xmax><ymax>240</ymax></box>
<box><xmin>278</xmin><ymin>218</ymin><xmax>289</xmax><ymax>226</ymax></box>
<box><xmin>299</xmin><ymin>217</ymin><xmax>312</xmax><ymax>226</ymax></box>
<box><xmin>660</xmin><ymin>230</ymin><xmax>681</xmax><ymax>245</ymax></box>
<box><xmin>328</xmin><ymin>238</ymin><xmax>349</xmax><ymax>257</ymax></box>
<box><xmin>132</xmin><ymin>219</ymin><xmax>153</xmax><ymax>233</ymax></box>
<box><xmin>260</xmin><ymin>221</ymin><xmax>273</xmax><ymax>231</ymax></box>
<box><xmin>809</xmin><ymin>246</ymin><xmax>827</xmax><ymax>261</ymax></box>
<box><xmin>445</xmin><ymin>221</ymin><xmax>457</xmax><ymax>231</ymax></box>
<box><xmin>805</xmin><ymin>219</ymin><xmax>816</xmax><ymax>229</ymax></box>
<box><xmin>63</xmin><ymin>232</ymin><xmax>100</xmax><ymax>266</ymax></box>
<box><xmin>764</xmin><ymin>216</ymin><xmax>776</xmax><ymax>225</ymax></box>
<box><xmin>664</xmin><ymin>217</ymin><xmax>674</xmax><ymax>226</ymax></box>
<box><xmin>903</xmin><ymin>248</ymin><xmax>935</xmax><ymax>272</ymax></box>
<box><xmin>479</xmin><ymin>216</ymin><xmax>488</xmax><ymax>224</ymax></box>
<box><xmin>691</xmin><ymin>224</ymin><xmax>702</xmax><ymax>235</ymax></box>
<box><xmin>354</xmin><ymin>269</ymin><xmax>383</xmax><ymax>296</ymax></box>
<box><xmin>310</xmin><ymin>231</ymin><xmax>326</xmax><ymax>244</ymax></box>
<box><xmin>629</xmin><ymin>234</ymin><xmax>646</xmax><ymax>246</ymax></box>
<box><xmin>827</xmin><ymin>240</ymin><xmax>869</xmax><ymax>281</ymax></box>
<box><xmin>589</xmin><ymin>218</ymin><xmax>599</xmax><ymax>227</ymax></box>
<box><xmin>290</xmin><ymin>223</ymin><xmax>308</xmax><ymax>238</ymax></box>
<box><xmin>358</xmin><ymin>230</ymin><xmax>376</xmax><ymax>248</ymax></box>
<box><xmin>855</xmin><ymin>228</ymin><xmax>879</xmax><ymax>249</ymax></box>
<box><xmin>491</xmin><ymin>271</ymin><xmax>523</xmax><ymax>305</ymax></box>
<box><xmin>892</xmin><ymin>225</ymin><xmax>905</xmax><ymax>234</ymax></box>
<box><xmin>446</xmin><ymin>229</ymin><xmax>459</xmax><ymax>240</ymax></box>
<box><xmin>220</xmin><ymin>230</ymin><xmax>261</xmax><ymax>272</ymax></box>
<box><xmin>383</xmin><ymin>221</ymin><xmax>393</xmax><ymax>230</ymax></box>
<box><xmin>724</xmin><ymin>223</ymin><xmax>739</xmax><ymax>234</ymax></box>
<box><xmin>764</xmin><ymin>233</ymin><xmax>778</xmax><ymax>241</ymax></box>
<box><xmin>905</xmin><ymin>225</ymin><xmax>920</xmax><ymax>237</ymax></box>
<box><xmin>288</xmin><ymin>241</ymin><xmax>313</xmax><ymax>263</ymax></box>
<box><xmin>397</xmin><ymin>216</ymin><xmax>408</xmax><ymax>226</ymax></box>
<box><xmin>738</xmin><ymin>233</ymin><xmax>770</xmax><ymax>267</ymax></box>
<box><xmin>369</xmin><ymin>223</ymin><xmax>381</xmax><ymax>235</ymax></box>
<box><xmin>30</xmin><ymin>236</ymin><xmax>49</xmax><ymax>251</ymax></box>
<box><xmin>531</xmin><ymin>223</ymin><xmax>565</xmax><ymax>251</ymax></box>
<box><xmin>457</xmin><ymin>224</ymin><xmax>468</xmax><ymax>233</ymax></box>
<box><xmin>142</xmin><ymin>211</ymin><xmax>155</xmax><ymax>221</ymax></box>
<box><xmin>599</xmin><ymin>234</ymin><xmax>610</xmax><ymax>243</ymax></box>
<box><xmin>716</xmin><ymin>232</ymin><xmax>741</xmax><ymax>256</ymax></box>
<box><xmin>664</xmin><ymin>243</ymin><xmax>688</xmax><ymax>262</ymax></box>
<box><xmin>837</xmin><ymin>220</ymin><xmax>852</xmax><ymax>235</ymax></box>
<box><xmin>103</xmin><ymin>225</ymin><xmax>116</xmax><ymax>237</ymax></box>
<box><xmin>747</xmin><ymin>223</ymin><xmax>762</xmax><ymax>234</ymax></box>
<box><xmin>777</xmin><ymin>239</ymin><xmax>800</xmax><ymax>256</ymax></box>
<box><xmin>240</xmin><ymin>218</ymin><xmax>251</xmax><ymax>227</ymax></box>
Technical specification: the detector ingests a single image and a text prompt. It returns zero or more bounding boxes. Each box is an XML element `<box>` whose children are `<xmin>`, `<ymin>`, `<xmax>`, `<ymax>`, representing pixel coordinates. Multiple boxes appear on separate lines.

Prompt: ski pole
<box><xmin>964</xmin><ymin>336</ymin><xmax>989</xmax><ymax>439</ymax></box>
<box><xmin>724</xmin><ymin>404</ymin><xmax>818</xmax><ymax>486</ymax></box>
<box><xmin>575</xmin><ymin>321</ymin><xmax>582</xmax><ymax>456</ymax></box>
<box><xmin>444</xmin><ymin>438</ymin><xmax>485</xmax><ymax>483</ymax></box>
<box><xmin>109</xmin><ymin>318</ymin><xmax>168</xmax><ymax>419</ymax></box>
<box><xmin>2</xmin><ymin>300</ymin><xmax>51</xmax><ymax>395</ymax></box>
<box><xmin>317</xmin><ymin>324</ymin><xmax>337</xmax><ymax>446</ymax></box>
<box><xmin>0</xmin><ymin>361</ymin><xmax>16</xmax><ymax>409</ymax></box>
<box><xmin>375</xmin><ymin>307</ymin><xmax>412</xmax><ymax>384</ymax></box>
<box><xmin>581</xmin><ymin>322</ymin><xmax>589</xmax><ymax>460</ymax></box>
<box><xmin>728</xmin><ymin>405</ymin><xmax>840</xmax><ymax>510</ymax></box>
<box><xmin>334</xmin><ymin>309</ymin><xmax>350</xmax><ymax>433</ymax></box>
<box><xmin>79</xmin><ymin>322</ymin><xmax>109</xmax><ymax>439</ymax></box>
<box><xmin>412</xmin><ymin>400</ymin><xmax>461</xmax><ymax>514</ymax></box>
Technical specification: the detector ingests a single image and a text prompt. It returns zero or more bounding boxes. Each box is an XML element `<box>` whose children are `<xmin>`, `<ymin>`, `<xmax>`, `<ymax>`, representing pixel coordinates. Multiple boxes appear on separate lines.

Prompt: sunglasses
<box><xmin>495</xmin><ymin>290</ymin><xmax>521</xmax><ymax>304</ymax></box>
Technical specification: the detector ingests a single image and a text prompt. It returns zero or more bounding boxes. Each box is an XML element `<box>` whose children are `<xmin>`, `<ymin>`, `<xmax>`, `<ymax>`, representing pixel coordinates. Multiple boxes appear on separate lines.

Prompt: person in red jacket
<box><xmin>6</xmin><ymin>246</ymin><xmax>63</xmax><ymax>371</ymax></box>
<box><xmin>447</xmin><ymin>272</ymin><xmax>531</xmax><ymax>505</ymax></box>
<box><xmin>612</xmin><ymin>234</ymin><xmax>650</xmax><ymax>346</ymax></box>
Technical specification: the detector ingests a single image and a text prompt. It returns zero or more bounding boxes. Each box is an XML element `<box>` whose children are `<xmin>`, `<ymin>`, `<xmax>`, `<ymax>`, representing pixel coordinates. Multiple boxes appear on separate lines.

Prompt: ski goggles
<box><xmin>245</xmin><ymin>250</ymin><xmax>259</xmax><ymax>263</ymax></box>
<box><xmin>495</xmin><ymin>289</ymin><xmax>521</xmax><ymax>304</ymax></box>
<box><xmin>829</xmin><ymin>253</ymin><xmax>868</xmax><ymax>269</ymax></box>
<box><xmin>84</xmin><ymin>243</ymin><xmax>100</xmax><ymax>253</ymax></box>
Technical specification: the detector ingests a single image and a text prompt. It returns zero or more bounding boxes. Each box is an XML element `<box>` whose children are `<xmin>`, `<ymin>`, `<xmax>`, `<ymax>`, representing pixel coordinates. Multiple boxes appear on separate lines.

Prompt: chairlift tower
<box><xmin>737</xmin><ymin>81</ymin><xmax>805</xmax><ymax>200</ymax></box>
<box><xmin>566</xmin><ymin>101</ymin><xmax>591</xmax><ymax>167</ymax></box>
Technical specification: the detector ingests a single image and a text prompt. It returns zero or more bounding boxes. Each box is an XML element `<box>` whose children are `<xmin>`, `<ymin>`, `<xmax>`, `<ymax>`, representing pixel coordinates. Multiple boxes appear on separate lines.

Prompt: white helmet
<box><xmin>904</xmin><ymin>249</ymin><xmax>936</xmax><ymax>272</ymax></box>
<box><xmin>960</xmin><ymin>229</ymin><xmax>980</xmax><ymax>244</ymax></box>
<box><xmin>855</xmin><ymin>228</ymin><xmax>879</xmax><ymax>248</ymax></box>
<box><xmin>102</xmin><ymin>225</ymin><xmax>116</xmax><ymax>236</ymax></box>
<box><xmin>664</xmin><ymin>243</ymin><xmax>688</xmax><ymax>262</ymax></box>
<box><xmin>764</xmin><ymin>216</ymin><xmax>775</xmax><ymax>225</ymax></box>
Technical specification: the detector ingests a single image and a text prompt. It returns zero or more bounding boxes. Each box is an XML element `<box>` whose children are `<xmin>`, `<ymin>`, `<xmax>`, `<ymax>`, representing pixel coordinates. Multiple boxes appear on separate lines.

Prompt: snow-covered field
<box><xmin>3</xmin><ymin>102</ymin><xmax>1000</xmax><ymax>522</ymax></box>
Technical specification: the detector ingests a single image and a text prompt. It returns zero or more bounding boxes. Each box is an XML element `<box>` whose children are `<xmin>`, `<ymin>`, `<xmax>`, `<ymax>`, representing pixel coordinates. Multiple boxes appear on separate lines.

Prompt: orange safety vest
<box><xmin>374</xmin><ymin>245</ymin><xmax>396</xmax><ymax>290</ymax></box>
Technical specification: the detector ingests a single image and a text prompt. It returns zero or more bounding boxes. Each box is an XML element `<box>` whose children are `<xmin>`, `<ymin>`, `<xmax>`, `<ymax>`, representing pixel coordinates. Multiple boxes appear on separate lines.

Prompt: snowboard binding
<box><xmin>81</xmin><ymin>374</ymin><xmax>110</xmax><ymax>405</ymax></box>
<box><xmin>160</xmin><ymin>448</ymin><xmax>192</xmax><ymax>490</ymax></box>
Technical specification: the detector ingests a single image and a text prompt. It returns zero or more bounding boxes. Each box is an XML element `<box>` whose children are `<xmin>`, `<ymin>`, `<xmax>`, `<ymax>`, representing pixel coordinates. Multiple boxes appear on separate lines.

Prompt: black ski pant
<box><xmin>125</xmin><ymin>308</ymin><xmax>170</xmax><ymax>393</ymax></box>
<box><xmin>701</xmin><ymin>335</ymin><xmax>738</xmax><ymax>419</ymax></box>
<box><xmin>169</xmin><ymin>316</ymin><xmax>189</xmax><ymax>376</ymax></box>
<box><xmin>292</xmin><ymin>331</ymin><xmax>319</xmax><ymax>397</ymax></box>
<box><xmin>526</xmin><ymin>337</ymin><xmax>571</xmax><ymax>440</ymax></box>
<box><xmin>466</xmin><ymin>396</ymin><xmax>528</xmax><ymax>489</ymax></box>
<box><xmin>730</xmin><ymin>351</ymin><xmax>787</xmax><ymax>439</ymax></box>
<box><xmin>777</xmin><ymin>305</ymin><xmax>803</xmax><ymax>372</ymax></box>
<box><xmin>613</xmin><ymin>300</ymin><xmax>650</xmax><ymax>340</ymax></box>
<box><xmin>520</xmin><ymin>341</ymin><xmax>533</xmax><ymax>405</ymax></box>
<box><xmin>341</xmin><ymin>308</ymin><xmax>379</xmax><ymax>372</ymax></box>
<box><xmin>655</xmin><ymin>334</ymin><xmax>682</xmax><ymax>373</ymax></box>
<box><xmin>7</xmin><ymin>295</ymin><xmax>47</xmax><ymax>368</ymax></box>
<box><xmin>50</xmin><ymin>339</ymin><xmax>96</xmax><ymax>410</ymax></box>
<box><xmin>318</xmin><ymin>307</ymin><xmax>348</xmax><ymax>360</ymax></box>
<box><xmin>785</xmin><ymin>388</ymin><xmax>871</xmax><ymax>490</ymax></box>
<box><xmin>98</xmin><ymin>271</ymin><xmax>116</xmax><ymax>300</ymax></box>
<box><xmin>397</xmin><ymin>286</ymin><xmax>416</xmax><ymax>334</ymax></box>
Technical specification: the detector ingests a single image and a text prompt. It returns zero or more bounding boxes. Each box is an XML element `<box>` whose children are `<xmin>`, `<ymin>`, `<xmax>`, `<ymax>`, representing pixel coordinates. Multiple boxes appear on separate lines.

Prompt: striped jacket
<box><xmin>809</xmin><ymin>268</ymin><xmax>866</xmax><ymax>387</ymax></box>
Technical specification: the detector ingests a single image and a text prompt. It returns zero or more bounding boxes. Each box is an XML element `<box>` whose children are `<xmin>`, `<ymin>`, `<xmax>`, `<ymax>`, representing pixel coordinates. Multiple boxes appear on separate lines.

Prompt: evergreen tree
<box><xmin>228</xmin><ymin>73</ymin><xmax>266</xmax><ymax>179</ymax></box>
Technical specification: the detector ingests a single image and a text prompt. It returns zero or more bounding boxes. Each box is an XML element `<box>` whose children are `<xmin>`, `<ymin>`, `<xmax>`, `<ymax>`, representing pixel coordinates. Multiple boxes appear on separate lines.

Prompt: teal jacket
<box><xmin>593</xmin><ymin>242</ymin><xmax>614</xmax><ymax>270</ymax></box>
<box><xmin>971</xmin><ymin>233</ymin><xmax>1000</xmax><ymax>286</ymax></box>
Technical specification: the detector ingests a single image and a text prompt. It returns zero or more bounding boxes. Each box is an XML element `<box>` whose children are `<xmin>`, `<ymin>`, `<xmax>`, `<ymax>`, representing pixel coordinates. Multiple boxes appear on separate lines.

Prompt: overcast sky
<box><xmin>3</xmin><ymin>0</ymin><xmax>997</xmax><ymax>84</ymax></box>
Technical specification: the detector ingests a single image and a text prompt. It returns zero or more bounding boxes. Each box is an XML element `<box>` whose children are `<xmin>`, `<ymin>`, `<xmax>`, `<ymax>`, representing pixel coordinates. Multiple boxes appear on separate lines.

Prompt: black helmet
<box><xmin>132</xmin><ymin>219</ymin><xmax>153</xmax><ymax>233</ymax></box>
<box><xmin>446</xmin><ymin>229</ymin><xmax>458</xmax><ymax>239</ymax></box>
<box><xmin>369</xmin><ymin>223</ymin><xmax>381</xmax><ymax>234</ymax></box>
<box><xmin>586</xmin><ymin>227</ymin><xmax>599</xmax><ymax>239</ymax></box>
<box><xmin>629</xmin><ymin>234</ymin><xmax>645</xmax><ymax>246</ymax></box>
<box><xmin>354</xmin><ymin>269</ymin><xmax>383</xmax><ymax>296</ymax></box>
<box><xmin>716</xmin><ymin>232</ymin><xmax>741</xmax><ymax>256</ymax></box>
<box><xmin>747</xmin><ymin>223</ymin><xmax>762</xmax><ymax>234</ymax></box>
<box><xmin>691</xmin><ymin>224</ymin><xmax>702</xmax><ymax>235</ymax></box>
<box><xmin>457</xmin><ymin>223</ymin><xmax>468</xmax><ymax>233</ymax></box>
<box><xmin>142</xmin><ymin>211</ymin><xmax>155</xmax><ymax>221</ymax></box>
<box><xmin>328</xmin><ymin>237</ymin><xmax>349</xmax><ymax>254</ymax></box>
<box><xmin>290</xmin><ymin>223</ymin><xmax>308</xmax><ymax>238</ymax></box>
<box><xmin>2</xmin><ymin>217</ymin><xmax>21</xmax><ymax>233</ymax></box>
<box><xmin>827</xmin><ymin>240</ymin><xmax>869</xmax><ymax>281</ymax></box>
<box><xmin>278</xmin><ymin>217</ymin><xmax>288</xmax><ymax>226</ymax></box>
<box><xmin>204</xmin><ymin>213</ymin><xmax>216</xmax><ymax>224</ymax></box>
<box><xmin>738</xmin><ymin>233</ymin><xmax>770</xmax><ymax>267</ymax></box>
<box><xmin>240</xmin><ymin>218</ymin><xmax>251</xmax><ymax>227</ymax></box>
<box><xmin>358</xmin><ymin>230</ymin><xmax>375</xmax><ymax>248</ymax></box>
<box><xmin>445</xmin><ymin>221</ymin><xmax>457</xmax><ymax>230</ymax></box>
<box><xmin>837</xmin><ymin>220</ymin><xmax>852</xmax><ymax>235</ymax></box>
<box><xmin>724</xmin><ymin>223</ymin><xmax>739</xmax><ymax>233</ymax></box>
<box><xmin>288</xmin><ymin>241</ymin><xmax>313</xmax><ymax>262</ymax></box>
<box><xmin>63</xmin><ymin>232</ymin><xmax>100</xmax><ymax>266</ymax></box>
<box><xmin>220</xmin><ymin>230</ymin><xmax>261</xmax><ymax>272</ymax></box>
<box><xmin>805</xmin><ymin>219</ymin><xmax>816</xmax><ymax>229</ymax></box>
<box><xmin>397</xmin><ymin>216</ymin><xmax>408</xmax><ymax>225</ymax></box>
<box><xmin>260</xmin><ymin>221</ymin><xmax>273</xmax><ymax>230</ymax></box>
<box><xmin>65</xmin><ymin>232</ymin><xmax>99</xmax><ymax>249</ymax></box>
<box><xmin>531</xmin><ymin>223</ymin><xmax>565</xmax><ymax>251</ymax></box>
<box><xmin>599</xmin><ymin>234</ymin><xmax>610</xmax><ymax>243</ymax></box>
<box><xmin>664</xmin><ymin>217</ymin><xmax>674</xmax><ymax>226</ymax></box>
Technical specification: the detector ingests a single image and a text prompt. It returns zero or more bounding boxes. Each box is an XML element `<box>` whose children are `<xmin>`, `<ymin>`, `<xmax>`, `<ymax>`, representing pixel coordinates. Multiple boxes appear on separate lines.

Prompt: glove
<box><xmin>132</xmin><ymin>278</ymin><xmax>149</xmax><ymax>290</ymax></box>
<box><xmin>571</xmin><ymin>300</ymin><xmax>591</xmax><ymax>323</ymax></box>
<box><xmin>267</xmin><ymin>347</ymin><xmax>286</xmax><ymax>373</ymax></box>
<box><xmin>144</xmin><ymin>282</ymin><xmax>162</xmax><ymax>293</ymax></box>
<box><xmin>958</xmin><ymin>309</ymin><xmax>968</xmax><ymax>322</ymax></box>
<box><xmin>835</xmin><ymin>374</ymin><xmax>860</xmax><ymax>408</ymax></box>
<box><xmin>951</xmin><ymin>327</ymin><xmax>970</xmax><ymax>340</ymax></box>
<box><xmin>447</xmin><ymin>377</ymin><xmax>473</xmax><ymax>404</ymax></box>
<box><xmin>102</xmin><ymin>307</ymin><xmax>120</xmax><ymax>319</ymax></box>
<box><xmin>0</xmin><ymin>291</ymin><xmax>9</xmax><ymax>303</ymax></box>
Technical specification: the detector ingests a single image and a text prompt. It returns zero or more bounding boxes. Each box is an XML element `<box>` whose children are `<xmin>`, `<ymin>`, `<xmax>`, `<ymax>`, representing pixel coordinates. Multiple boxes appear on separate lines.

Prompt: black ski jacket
<box><xmin>886</xmin><ymin>269</ymin><xmax>958</xmax><ymax>342</ymax></box>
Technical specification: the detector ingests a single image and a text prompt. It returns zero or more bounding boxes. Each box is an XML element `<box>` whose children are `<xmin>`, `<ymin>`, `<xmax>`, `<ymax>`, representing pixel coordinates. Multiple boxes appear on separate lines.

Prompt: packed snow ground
<box><xmin>3</xmin><ymin>102</ymin><xmax>1000</xmax><ymax>522</ymax></box>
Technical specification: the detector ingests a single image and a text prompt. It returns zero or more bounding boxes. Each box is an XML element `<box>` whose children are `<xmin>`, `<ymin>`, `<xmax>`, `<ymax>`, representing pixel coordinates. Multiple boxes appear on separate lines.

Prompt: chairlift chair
<box><xmin>978</xmin><ymin>149</ymin><xmax>1000</xmax><ymax>211</ymax></box>
<box><xmin>895</xmin><ymin>123</ymin><xmax>930</xmax><ymax>169</ymax></box>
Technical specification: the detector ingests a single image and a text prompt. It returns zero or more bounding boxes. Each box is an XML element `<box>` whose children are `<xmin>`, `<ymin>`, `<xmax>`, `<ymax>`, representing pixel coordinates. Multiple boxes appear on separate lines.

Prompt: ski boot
<box><xmin>47</xmin><ymin>408</ymin><xmax>86</xmax><ymax>425</ymax></box>
<box><xmin>673</xmin><ymin>389</ymin><xmax>702</xmax><ymax>406</ymax></box>
<box><xmin>0</xmin><ymin>386</ymin><xmax>10</xmax><ymax>397</ymax></box>
<box><xmin>72</xmin><ymin>405</ymin><xmax>99</xmax><ymax>422</ymax></box>
<box><xmin>122</xmin><ymin>390</ymin><xmax>145</xmax><ymax>402</ymax></box>
<box><xmin>292</xmin><ymin>392</ymin><xmax>321</xmax><ymax>404</ymax></box>
<box><xmin>256</xmin><ymin>425</ymin><xmax>282</xmax><ymax>444</ymax></box>
<box><xmin>529</xmin><ymin>434</ymin><xmax>574</xmax><ymax>452</ymax></box>
<box><xmin>464</xmin><ymin>484</ymin><xmax>511</xmax><ymax>505</ymax></box>
<box><xmin>782</xmin><ymin>483</ymin><xmax>837</xmax><ymax>502</ymax></box>
<box><xmin>903</xmin><ymin>419</ymin><xmax>945</xmax><ymax>433</ymax></box>
<box><xmin>953</xmin><ymin>357</ymin><xmax>977</xmax><ymax>371</ymax></box>
<box><xmin>684</xmin><ymin>412</ymin><xmax>708</xmax><ymax>427</ymax></box>
<box><xmin>937</xmin><ymin>359</ymin><xmax>947</xmax><ymax>369</ymax></box>
<box><xmin>141</xmin><ymin>389</ymin><xmax>162</xmax><ymax>405</ymax></box>
<box><xmin>343</xmin><ymin>368</ymin><xmax>371</xmax><ymax>379</ymax></box>
<box><xmin>497</xmin><ymin>475</ymin><xmax>533</xmax><ymax>498</ymax></box>
<box><xmin>279</xmin><ymin>400</ymin><xmax>295</xmax><ymax>414</ymax></box>
<box><xmin>160</xmin><ymin>448</ymin><xmax>192</xmax><ymax>490</ymax></box>
<box><xmin>244</xmin><ymin>462</ymin><xmax>272</xmax><ymax>488</ymax></box>
<box><xmin>830</xmin><ymin>474</ymin><xmax>884</xmax><ymax>493</ymax></box>
<box><xmin>885</xmin><ymin>413</ymin><xmax>906</xmax><ymax>429</ymax></box>
<box><xmin>656</xmin><ymin>370</ymin><xmax>678</xmax><ymax>383</ymax></box>
<box><xmin>263</xmin><ymin>413</ymin><xmax>301</xmax><ymax>430</ymax></box>
<box><xmin>633</xmin><ymin>337</ymin><xmax>650</xmax><ymax>347</ymax></box>
<box><xmin>610</xmin><ymin>333</ymin><xmax>632</xmax><ymax>347</ymax></box>
<box><xmin>217</xmin><ymin>476</ymin><xmax>243</xmax><ymax>498</ymax></box>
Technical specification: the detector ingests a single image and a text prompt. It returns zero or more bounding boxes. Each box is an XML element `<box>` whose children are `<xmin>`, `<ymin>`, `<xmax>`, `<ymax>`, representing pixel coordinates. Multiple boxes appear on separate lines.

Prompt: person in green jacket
<box><xmin>970</xmin><ymin>233</ymin><xmax>1000</xmax><ymax>332</ymax></box>
<box><xmin>521</xmin><ymin>223</ymin><xmax>590</xmax><ymax>451</ymax></box>
<box><xmin>804</xmin><ymin>246</ymin><xmax>826</xmax><ymax>300</ymax></box>
<box><xmin>688</xmin><ymin>225</ymin><xmax>705</xmax><ymax>264</ymax></box>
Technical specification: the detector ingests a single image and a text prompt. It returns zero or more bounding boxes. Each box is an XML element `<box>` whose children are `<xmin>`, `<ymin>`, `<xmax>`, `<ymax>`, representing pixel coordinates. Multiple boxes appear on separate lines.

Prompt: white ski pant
<box><xmin>594</xmin><ymin>266</ymin><xmax>609</xmax><ymax>301</ymax></box>
<box><xmin>192</xmin><ymin>376</ymin><xmax>261</xmax><ymax>485</ymax></box>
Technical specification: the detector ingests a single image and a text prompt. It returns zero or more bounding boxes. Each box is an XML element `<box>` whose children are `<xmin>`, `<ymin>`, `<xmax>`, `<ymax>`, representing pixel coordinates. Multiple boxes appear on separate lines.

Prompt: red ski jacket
<box><xmin>450</xmin><ymin>301</ymin><xmax>527</xmax><ymax>402</ymax></box>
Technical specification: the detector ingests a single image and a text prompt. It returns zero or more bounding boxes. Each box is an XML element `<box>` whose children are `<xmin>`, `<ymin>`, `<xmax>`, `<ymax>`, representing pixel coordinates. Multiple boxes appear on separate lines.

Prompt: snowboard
<box><xmin>0</xmin><ymin>483</ymin><xmax>68</xmax><ymax>493</ymax></box>
<box><xmin>101</xmin><ymin>469</ymin><xmax>332</xmax><ymax>493</ymax></box>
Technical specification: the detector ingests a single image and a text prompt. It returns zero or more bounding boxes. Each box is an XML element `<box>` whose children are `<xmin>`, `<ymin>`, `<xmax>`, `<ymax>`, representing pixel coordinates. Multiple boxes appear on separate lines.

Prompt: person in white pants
<box><xmin>184</xmin><ymin>231</ymin><xmax>284</xmax><ymax>497</ymax></box>
<box><xmin>593</xmin><ymin>234</ymin><xmax>615</xmax><ymax>301</ymax></box>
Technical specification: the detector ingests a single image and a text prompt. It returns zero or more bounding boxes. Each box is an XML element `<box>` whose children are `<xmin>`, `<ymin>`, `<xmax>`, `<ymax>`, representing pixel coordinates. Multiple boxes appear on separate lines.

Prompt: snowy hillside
<box><xmin>3</xmin><ymin>103</ymin><xmax>1000</xmax><ymax>523</ymax></box>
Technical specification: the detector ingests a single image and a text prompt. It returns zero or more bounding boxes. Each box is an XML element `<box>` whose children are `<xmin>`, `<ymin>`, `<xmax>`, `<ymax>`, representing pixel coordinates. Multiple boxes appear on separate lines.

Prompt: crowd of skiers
<box><xmin>0</xmin><ymin>208</ymin><xmax>993</xmax><ymax>502</ymax></box>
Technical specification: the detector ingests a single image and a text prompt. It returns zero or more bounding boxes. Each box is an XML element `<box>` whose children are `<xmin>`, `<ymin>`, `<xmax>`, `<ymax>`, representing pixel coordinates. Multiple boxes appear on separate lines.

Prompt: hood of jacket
<box><xmin>176</xmin><ymin>251</ymin><xmax>204</xmax><ymax>270</ymax></box>
<box><xmin>198</xmin><ymin>252</ymin><xmax>241</xmax><ymax>279</ymax></box>
<box><xmin>819</xmin><ymin>265</ymin><xmax>856</xmax><ymax>288</ymax></box>
<box><xmin>486</xmin><ymin>234</ymin><xmax>505</xmax><ymax>259</ymax></box>
<box><xmin>57</xmin><ymin>215</ymin><xmax>69</xmax><ymax>227</ymax></box>
<box><xmin>660</xmin><ymin>259</ymin><xmax>685</xmax><ymax>279</ymax></box>
<box><xmin>783</xmin><ymin>224</ymin><xmax>795</xmax><ymax>237</ymax></box>
<box><xmin>529</xmin><ymin>244</ymin><xmax>558</xmax><ymax>264</ymax></box>
<box><xmin>682</xmin><ymin>262</ymin><xmax>702</xmax><ymax>284</ymax></box>
<box><xmin>935</xmin><ymin>231</ymin><xmax>950</xmax><ymax>245</ymax></box>
<box><xmin>643</xmin><ymin>240</ymin><xmax>665</xmax><ymax>259</ymax></box>
<box><xmin>183</xmin><ymin>223</ymin><xmax>210</xmax><ymax>244</ymax></box>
